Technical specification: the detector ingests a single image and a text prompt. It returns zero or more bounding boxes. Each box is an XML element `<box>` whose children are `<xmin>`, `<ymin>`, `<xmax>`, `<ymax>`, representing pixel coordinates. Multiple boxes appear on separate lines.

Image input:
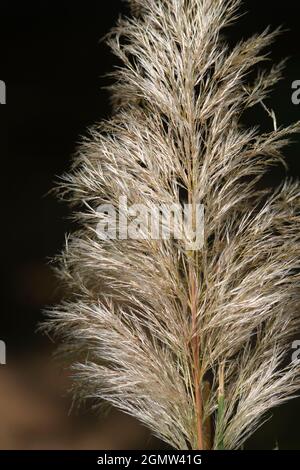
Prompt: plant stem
<box><xmin>189</xmin><ymin>268</ymin><xmax>203</xmax><ymax>449</ymax></box>
<box><xmin>215</xmin><ymin>362</ymin><xmax>225</xmax><ymax>450</ymax></box>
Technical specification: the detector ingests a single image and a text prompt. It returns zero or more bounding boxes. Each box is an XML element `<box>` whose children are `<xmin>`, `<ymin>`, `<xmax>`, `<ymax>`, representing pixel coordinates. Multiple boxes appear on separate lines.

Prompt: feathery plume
<box><xmin>45</xmin><ymin>0</ymin><xmax>300</xmax><ymax>449</ymax></box>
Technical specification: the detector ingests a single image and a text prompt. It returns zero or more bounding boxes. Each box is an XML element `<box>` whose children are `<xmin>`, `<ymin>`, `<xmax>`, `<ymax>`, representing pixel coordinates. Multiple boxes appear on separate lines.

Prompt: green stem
<box><xmin>216</xmin><ymin>395</ymin><xmax>225</xmax><ymax>450</ymax></box>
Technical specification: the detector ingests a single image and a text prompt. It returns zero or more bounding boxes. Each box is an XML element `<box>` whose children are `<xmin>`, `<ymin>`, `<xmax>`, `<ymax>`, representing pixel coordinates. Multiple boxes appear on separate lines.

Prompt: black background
<box><xmin>0</xmin><ymin>0</ymin><xmax>300</xmax><ymax>450</ymax></box>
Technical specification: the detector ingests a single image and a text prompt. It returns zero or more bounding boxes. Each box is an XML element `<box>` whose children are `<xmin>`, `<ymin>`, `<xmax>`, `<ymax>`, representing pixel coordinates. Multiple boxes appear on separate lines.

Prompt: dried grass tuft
<box><xmin>45</xmin><ymin>0</ymin><xmax>300</xmax><ymax>449</ymax></box>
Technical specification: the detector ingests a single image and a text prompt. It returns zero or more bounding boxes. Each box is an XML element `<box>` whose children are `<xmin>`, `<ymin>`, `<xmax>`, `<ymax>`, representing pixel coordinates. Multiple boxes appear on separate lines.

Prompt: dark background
<box><xmin>0</xmin><ymin>0</ymin><xmax>299</xmax><ymax>449</ymax></box>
